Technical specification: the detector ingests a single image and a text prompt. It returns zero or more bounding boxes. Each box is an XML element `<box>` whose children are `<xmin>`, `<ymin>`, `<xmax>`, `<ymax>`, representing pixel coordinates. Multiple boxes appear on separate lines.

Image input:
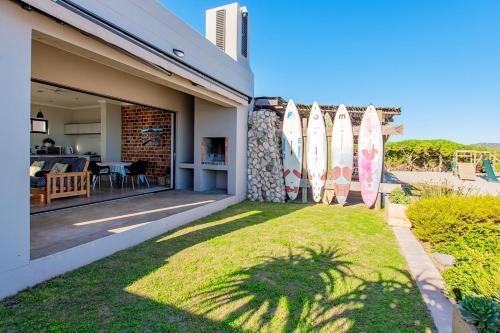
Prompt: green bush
<box><xmin>407</xmin><ymin>196</ymin><xmax>500</xmax><ymax>298</ymax></box>
<box><xmin>389</xmin><ymin>188</ymin><xmax>410</xmax><ymax>204</ymax></box>
<box><xmin>458</xmin><ymin>296</ymin><xmax>500</xmax><ymax>332</ymax></box>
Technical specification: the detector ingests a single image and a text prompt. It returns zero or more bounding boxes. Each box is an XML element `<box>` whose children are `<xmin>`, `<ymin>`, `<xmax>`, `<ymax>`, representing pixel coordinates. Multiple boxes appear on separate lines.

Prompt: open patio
<box><xmin>4</xmin><ymin>202</ymin><xmax>435</xmax><ymax>332</ymax></box>
<box><xmin>31</xmin><ymin>190</ymin><xmax>229</xmax><ymax>259</ymax></box>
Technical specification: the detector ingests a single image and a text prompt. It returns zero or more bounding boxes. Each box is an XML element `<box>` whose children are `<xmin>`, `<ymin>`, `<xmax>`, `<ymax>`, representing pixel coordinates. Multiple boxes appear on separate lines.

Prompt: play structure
<box><xmin>453</xmin><ymin>150</ymin><xmax>499</xmax><ymax>182</ymax></box>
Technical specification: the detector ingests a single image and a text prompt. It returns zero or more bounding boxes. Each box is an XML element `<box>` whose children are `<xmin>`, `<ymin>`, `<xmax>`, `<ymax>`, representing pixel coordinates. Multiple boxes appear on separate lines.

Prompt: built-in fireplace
<box><xmin>201</xmin><ymin>137</ymin><xmax>227</xmax><ymax>165</ymax></box>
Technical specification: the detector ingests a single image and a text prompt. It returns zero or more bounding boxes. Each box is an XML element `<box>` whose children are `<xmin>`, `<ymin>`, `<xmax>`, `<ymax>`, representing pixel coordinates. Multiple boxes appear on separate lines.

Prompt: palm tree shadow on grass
<box><xmin>189</xmin><ymin>245</ymin><xmax>354</xmax><ymax>332</ymax></box>
<box><xmin>189</xmin><ymin>248</ymin><xmax>435</xmax><ymax>332</ymax></box>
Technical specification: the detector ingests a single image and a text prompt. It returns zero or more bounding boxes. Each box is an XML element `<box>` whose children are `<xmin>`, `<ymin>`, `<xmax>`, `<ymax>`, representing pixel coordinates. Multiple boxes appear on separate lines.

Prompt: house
<box><xmin>0</xmin><ymin>0</ymin><xmax>253</xmax><ymax>298</ymax></box>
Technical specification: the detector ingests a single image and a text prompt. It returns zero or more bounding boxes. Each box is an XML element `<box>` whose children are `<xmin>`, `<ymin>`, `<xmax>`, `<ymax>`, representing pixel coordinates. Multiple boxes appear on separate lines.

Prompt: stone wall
<box><xmin>247</xmin><ymin>110</ymin><xmax>286</xmax><ymax>202</ymax></box>
<box><xmin>121</xmin><ymin>105</ymin><xmax>172</xmax><ymax>185</ymax></box>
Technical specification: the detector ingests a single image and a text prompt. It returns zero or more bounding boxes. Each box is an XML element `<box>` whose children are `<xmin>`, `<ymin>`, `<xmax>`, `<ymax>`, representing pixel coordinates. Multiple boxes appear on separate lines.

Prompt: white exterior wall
<box><xmin>0</xmin><ymin>0</ymin><xmax>252</xmax><ymax>298</ymax></box>
<box><xmin>206</xmin><ymin>3</ymin><xmax>250</xmax><ymax>65</ymax></box>
<box><xmin>26</xmin><ymin>0</ymin><xmax>254</xmax><ymax>98</ymax></box>
<box><xmin>0</xmin><ymin>1</ymin><xmax>32</xmax><ymax>274</ymax></box>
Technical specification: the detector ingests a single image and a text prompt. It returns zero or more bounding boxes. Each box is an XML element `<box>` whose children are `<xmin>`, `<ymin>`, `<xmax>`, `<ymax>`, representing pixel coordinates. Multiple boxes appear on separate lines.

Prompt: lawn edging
<box><xmin>390</xmin><ymin>225</ymin><xmax>453</xmax><ymax>333</ymax></box>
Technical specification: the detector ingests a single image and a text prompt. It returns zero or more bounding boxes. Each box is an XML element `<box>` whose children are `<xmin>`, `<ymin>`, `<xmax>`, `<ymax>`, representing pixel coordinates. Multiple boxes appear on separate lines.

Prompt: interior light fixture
<box><xmin>173</xmin><ymin>48</ymin><xmax>185</xmax><ymax>58</ymax></box>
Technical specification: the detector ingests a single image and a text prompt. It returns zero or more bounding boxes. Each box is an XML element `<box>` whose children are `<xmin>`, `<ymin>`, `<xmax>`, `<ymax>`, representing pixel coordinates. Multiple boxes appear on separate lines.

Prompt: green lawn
<box><xmin>0</xmin><ymin>202</ymin><xmax>434</xmax><ymax>332</ymax></box>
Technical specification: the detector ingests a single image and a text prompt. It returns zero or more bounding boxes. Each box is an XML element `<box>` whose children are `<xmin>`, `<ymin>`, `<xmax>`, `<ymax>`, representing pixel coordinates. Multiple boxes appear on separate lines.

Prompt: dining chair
<box><xmin>122</xmin><ymin>160</ymin><xmax>149</xmax><ymax>190</ymax></box>
<box><xmin>89</xmin><ymin>161</ymin><xmax>113</xmax><ymax>189</ymax></box>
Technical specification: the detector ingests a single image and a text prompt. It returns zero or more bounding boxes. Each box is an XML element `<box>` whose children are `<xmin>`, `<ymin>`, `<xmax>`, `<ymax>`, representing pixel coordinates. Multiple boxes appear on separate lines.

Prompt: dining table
<box><xmin>96</xmin><ymin>161</ymin><xmax>131</xmax><ymax>177</ymax></box>
<box><xmin>97</xmin><ymin>161</ymin><xmax>146</xmax><ymax>186</ymax></box>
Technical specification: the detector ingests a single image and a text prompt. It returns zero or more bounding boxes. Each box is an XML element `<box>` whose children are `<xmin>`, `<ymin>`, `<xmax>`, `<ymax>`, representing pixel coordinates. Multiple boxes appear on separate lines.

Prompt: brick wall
<box><xmin>121</xmin><ymin>105</ymin><xmax>172</xmax><ymax>185</ymax></box>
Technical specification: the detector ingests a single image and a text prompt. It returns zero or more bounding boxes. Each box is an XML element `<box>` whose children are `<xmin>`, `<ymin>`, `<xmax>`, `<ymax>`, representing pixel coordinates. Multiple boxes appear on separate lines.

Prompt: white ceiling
<box><xmin>31</xmin><ymin>82</ymin><xmax>127</xmax><ymax>109</ymax></box>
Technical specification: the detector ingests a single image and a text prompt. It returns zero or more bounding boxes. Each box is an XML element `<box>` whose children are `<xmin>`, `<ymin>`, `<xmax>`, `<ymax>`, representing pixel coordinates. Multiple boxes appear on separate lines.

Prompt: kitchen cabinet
<box><xmin>64</xmin><ymin>123</ymin><xmax>101</xmax><ymax>135</ymax></box>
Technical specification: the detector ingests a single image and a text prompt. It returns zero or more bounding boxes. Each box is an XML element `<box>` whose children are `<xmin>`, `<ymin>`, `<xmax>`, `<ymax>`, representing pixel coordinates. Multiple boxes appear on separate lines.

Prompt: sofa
<box><xmin>30</xmin><ymin>156</ymin><xmax>90</xmax><ymax>203</ymax></box>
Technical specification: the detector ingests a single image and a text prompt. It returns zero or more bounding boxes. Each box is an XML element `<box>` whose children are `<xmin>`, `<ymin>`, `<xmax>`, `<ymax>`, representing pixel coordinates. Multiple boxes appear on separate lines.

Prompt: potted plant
<box><xmin>453</xmin><ymin>295</ymin><xmax>499</xmax><ymax>333</ymax></box>
<box><xmin>42</xmin><ymin>138</ymin><xmax>55</xmax><ymax>148</ymax></box>
<box><xmin>385</xmin><ymin>188</ymin><xmax>412</xmax><ymax>227</ymax></box>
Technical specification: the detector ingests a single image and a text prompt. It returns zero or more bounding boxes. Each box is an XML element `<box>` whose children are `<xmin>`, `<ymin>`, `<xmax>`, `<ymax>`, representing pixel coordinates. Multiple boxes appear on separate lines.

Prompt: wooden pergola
<box><xmin>254</xmin><ymin>97</ymin><xmax>404</xmax><ymax>138</ymax></box>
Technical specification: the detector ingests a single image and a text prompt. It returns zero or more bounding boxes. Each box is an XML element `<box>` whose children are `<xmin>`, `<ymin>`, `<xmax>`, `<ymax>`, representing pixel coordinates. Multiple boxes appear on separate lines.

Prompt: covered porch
<box><xmin>31</xmin><ymin>190</ymin><xmax>230</xmax><ymax>259</ymax></box>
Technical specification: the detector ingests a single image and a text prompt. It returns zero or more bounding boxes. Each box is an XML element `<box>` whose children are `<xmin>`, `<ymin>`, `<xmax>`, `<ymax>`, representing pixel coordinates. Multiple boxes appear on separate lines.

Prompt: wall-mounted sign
<box><xmin>141</xmin><ymin>128</ymin><xmax>165</xmax><ymax>146</ymax></box>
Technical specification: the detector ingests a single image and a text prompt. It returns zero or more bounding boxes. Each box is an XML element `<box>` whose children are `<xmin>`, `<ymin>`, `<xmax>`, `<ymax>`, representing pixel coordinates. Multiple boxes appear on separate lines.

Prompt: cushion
<box><xmin>69</xmin><ymin>158</ymin><xmax>87</xmax><ymax>172</ymax></box>
<box><xmin>29</xmin><ymin>165</ymin><xmax>42</xmax><ymax>177</ymax></box>
<box><xmin>31</xmin><ymin>160</ymin><xmax>45</xmax><ymax>169</ymax></box>
<box><xmin>34</xmin><ymin>170</ymin><xmax>49</xmax><ymax>177</ymax></box>
<box><xmin>50</xmin><ymin>163</ymin><xmax>69</xmax><ymax>173</ymax></box>
<box><xmin>30</xmin><ymin>176</ymin><xmax>46</xmax><ymax>188</ymax></box>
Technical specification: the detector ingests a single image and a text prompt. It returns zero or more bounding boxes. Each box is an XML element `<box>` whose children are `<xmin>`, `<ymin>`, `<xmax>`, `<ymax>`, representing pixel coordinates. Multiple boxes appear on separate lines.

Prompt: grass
<box><xmin>0</xmin><ymin>202</ymin><xmax>434</xmax><ymax>332</ymax></box>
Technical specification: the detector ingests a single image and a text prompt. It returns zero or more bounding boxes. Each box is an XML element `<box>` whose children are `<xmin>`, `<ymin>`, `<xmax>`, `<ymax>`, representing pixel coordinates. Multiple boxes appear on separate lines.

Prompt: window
<box><xmin>241</xmin><ymin>12</ymin><xmax>248</xmax><ymax>57</ymax></box>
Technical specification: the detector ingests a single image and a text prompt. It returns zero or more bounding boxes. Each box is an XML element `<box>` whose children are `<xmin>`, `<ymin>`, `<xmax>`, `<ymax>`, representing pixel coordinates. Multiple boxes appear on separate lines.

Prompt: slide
<box><xmin>483</xmin><ymin>159</ymin><xmax>499</xmax><ymax>183</ymax></box>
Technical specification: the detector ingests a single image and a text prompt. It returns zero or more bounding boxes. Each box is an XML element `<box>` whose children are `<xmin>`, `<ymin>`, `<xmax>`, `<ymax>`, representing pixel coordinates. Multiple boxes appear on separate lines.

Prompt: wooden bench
<box><xmin>299</xmin><ymin>179</ymin><xmax>401</xmax><ymax>208</ymax></box>
<box><xmin>31</xmin><ymin>160</ymin><xmax>90</xmax><ymax>204</ymax></box>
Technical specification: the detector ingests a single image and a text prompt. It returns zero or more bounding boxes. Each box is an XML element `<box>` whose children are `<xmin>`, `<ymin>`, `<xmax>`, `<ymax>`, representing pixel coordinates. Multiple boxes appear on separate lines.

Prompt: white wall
<box><xmin>30</xmin><ymin>104</ymin><xmax>103</xmax><ymax>155</ymax></box>
<box><xmin>30</xmin><ymin>104</ymin><xmax>74</xmax><ymax>151</ymax></box>
<box><xmin>0</xmin><ymin>1</ymin><xmax>31</xmax><ymax>274</ymax></box>
<box><xmin>100</xmin><ymin>102</ymin><xmax>122</xmax><ymax>162</ymax></box>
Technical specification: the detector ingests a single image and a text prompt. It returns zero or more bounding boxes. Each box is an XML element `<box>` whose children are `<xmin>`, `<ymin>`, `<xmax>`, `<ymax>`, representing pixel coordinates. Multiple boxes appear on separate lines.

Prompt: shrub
<box><xmin>389</xmin><ymin>188</ymin><xmax>410</xmax><ymax>204</ymax></box>
<box><xmin>408</xmin><ymin>180</ymin><xmax>476</xmax><ymax>197</ymax></box>
<box><xmin>458</xmin><ymin>296</ymin><xmax>500</xmax><ymax>332</ymax></box>
<box><xmin>407</xmin><ymin>195</ymin><xmax>500</xmax><ymax>299</ymax></box>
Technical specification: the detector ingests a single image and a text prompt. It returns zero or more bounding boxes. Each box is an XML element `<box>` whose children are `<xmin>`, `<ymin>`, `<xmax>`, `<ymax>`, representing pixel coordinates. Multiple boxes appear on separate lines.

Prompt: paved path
<box><xmin>387</xmin><ymin>171</ymin><xmax>500</xmax><ymax>196</ymax></box>
<box><xmin>392</xmin><ymin>226</ymin><xmax>453</xmax><ymax>333</ymax></box>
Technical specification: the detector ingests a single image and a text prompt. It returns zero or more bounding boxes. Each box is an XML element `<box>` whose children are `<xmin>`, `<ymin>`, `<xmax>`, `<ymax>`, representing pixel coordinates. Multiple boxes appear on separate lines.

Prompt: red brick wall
<box><xmin>121</xmin><ymin>106</ymin><xmax>172</xmax><ymax>185</ymax></box>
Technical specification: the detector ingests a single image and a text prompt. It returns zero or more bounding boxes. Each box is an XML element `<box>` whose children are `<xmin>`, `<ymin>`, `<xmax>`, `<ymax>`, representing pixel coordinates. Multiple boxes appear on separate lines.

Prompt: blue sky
<box><xmin>161</xmin><ymin>0</ymin><xmax>500</xmax><ymax>144</ymax></box>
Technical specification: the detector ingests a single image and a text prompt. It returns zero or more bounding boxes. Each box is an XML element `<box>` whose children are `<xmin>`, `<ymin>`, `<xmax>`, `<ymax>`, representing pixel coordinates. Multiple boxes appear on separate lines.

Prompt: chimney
<box><xmin>206</xmin><ymin>3</ymin><xmax>249</xmax><ymax>63</ymax></box>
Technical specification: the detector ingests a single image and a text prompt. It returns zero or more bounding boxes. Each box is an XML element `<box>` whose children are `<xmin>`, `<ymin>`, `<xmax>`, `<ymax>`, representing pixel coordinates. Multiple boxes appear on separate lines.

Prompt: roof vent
<box><xmin>215</xmin><ymin>9</ymin><xmax>226</xmax><ymax>52</ymax></box>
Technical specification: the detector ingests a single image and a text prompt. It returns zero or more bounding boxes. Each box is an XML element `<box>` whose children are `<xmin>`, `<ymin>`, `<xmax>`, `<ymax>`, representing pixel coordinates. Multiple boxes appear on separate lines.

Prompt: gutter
<box><xmin>17</xmin><ymin>0</ymin><xmax>252</xmax><ymax>103</ymax></box>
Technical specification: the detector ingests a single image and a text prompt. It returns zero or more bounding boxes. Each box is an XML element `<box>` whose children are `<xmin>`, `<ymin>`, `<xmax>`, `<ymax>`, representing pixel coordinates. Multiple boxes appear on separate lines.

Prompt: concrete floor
<box><xmin>30</xmin><ymin>190</ymin><xmax>229</xmax><ymax>259</ymax></box>
<box><xmin>30</xmin><ymin>183</ymin><xmax>168</xmax><ymax>214</ymax></box>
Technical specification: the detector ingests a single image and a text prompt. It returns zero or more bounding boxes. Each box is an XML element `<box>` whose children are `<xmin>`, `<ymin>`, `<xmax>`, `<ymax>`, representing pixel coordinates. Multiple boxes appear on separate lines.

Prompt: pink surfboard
<box><xmin>358</xmin><ymin>105</ymin><xmax>383</xmax><ymax>207</ymax></box>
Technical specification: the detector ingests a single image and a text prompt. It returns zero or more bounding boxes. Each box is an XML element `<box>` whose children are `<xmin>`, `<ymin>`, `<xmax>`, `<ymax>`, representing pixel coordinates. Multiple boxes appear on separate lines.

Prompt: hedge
<box><xmin>385</xmin><ymin>139</ymin><xmax>500</xmax><ymax>172</ymax></box>
<box><xmin>407</xmin><ymin>195</ymin><xmax>500</xmax><ymax>299</ymax></box>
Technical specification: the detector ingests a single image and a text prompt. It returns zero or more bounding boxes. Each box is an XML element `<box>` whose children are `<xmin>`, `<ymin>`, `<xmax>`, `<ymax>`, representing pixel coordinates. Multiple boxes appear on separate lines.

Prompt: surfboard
<box><xmin>358</xmin><ymin>105</ymin><xmax>383</xmax><ymax>208</ymax></box>
<box><xmin>282</xmin><ymin>99</ymin><xmax>303</xmax><ymax>200</ymax></box>
<box><xmin>306</xmin><ymin>102</ymin><xmax>327</xmax><ymax>202</ymax></box>
<box><xmin>322</xmin><ymin>112</ymin><xmax>335</xmax><ymax>204</ymax></box>
<box><xmin>331</xmin><ymin>104</ymin><xmax>353</xmax><ymax>206</ymax></box>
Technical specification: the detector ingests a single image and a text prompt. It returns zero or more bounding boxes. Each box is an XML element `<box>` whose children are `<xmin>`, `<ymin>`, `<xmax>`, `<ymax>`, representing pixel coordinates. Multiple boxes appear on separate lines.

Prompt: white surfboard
<box><xmin>331</xmin><ymin>104</ymin><xmax>353</xmax><ymax>206</ymax></box>
<box><xmin>358</xmin><ymin>105</ymin><xmax>383</xmax><ymax>208</ymax></box>
<box><xmin>307</xmin><ymin>102</ymin><xmax>327</xmax><ymax>202</ymax></box>
<box><xmin>282</xmin><ymin>100</ymin><xmax>303</xmax><ymax>200</ymax></box>
<box><xmin>322</xmin><ymin>112</ymin><xmax>335</xmax><ymax>204</ymax></box>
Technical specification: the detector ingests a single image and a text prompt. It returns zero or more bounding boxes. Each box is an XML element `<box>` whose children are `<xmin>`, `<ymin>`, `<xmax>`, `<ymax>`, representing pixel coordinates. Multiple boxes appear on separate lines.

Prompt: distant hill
<box><xmin>471</xmin><ymin>142</ymin><xmax>500</xmax><ymax>150</ymax></box>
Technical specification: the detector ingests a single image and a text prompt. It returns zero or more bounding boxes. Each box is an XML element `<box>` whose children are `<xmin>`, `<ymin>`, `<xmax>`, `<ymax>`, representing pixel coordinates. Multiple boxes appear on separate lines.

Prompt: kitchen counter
<box><xmin>30</xmin><ymin>154</ymin><xmax>101</xmax><ymax>161</ymax></box>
